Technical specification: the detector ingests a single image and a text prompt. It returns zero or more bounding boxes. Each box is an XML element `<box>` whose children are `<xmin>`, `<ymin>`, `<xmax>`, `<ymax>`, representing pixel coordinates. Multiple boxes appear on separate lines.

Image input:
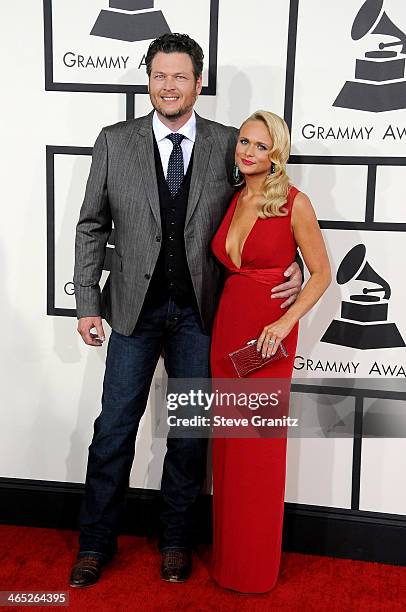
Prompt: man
<box><xmin>70</xmin><ymin>33</ymin><xmax>302</xmax><ymax>588</ymax></box>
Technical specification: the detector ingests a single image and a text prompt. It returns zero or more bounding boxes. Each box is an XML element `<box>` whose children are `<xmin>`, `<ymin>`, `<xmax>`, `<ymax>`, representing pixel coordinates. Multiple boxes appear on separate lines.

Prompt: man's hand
<box><xmin>271</xmin><ymin>261</ymin><xmax>302</xmax><ymax>308</ymax></box>
<box><xmin>77</xmin><ymin>316</ymin><xmax>105</xmax><ymax>346</ymax></box>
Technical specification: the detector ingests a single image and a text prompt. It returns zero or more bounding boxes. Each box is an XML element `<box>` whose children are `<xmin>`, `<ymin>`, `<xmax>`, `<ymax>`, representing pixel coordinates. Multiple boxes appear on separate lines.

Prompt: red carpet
<box><xmin>0</xmin><ymin>525</ymin><xmax>405</xmax><ymax>611</ymax></box>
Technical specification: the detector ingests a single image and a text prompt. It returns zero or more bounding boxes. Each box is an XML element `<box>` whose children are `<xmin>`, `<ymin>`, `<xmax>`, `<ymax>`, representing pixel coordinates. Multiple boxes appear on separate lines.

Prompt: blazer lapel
<box><xmin>135</xmin><ymin>111</ymin><xmax>161</xmax><ymax>228</ymax></box>
<box><xmin>185</xmin><ymin>114</ymin><xmax>212</xmax><ymax>228</ymax></box>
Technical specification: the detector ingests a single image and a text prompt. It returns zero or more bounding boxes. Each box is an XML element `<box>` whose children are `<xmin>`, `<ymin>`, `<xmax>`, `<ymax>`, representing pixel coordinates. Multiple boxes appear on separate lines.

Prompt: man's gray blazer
<box><xmin>73</xmin><ymin>111</ymin><xmax>238</xmax><ymax>336</ymax></box>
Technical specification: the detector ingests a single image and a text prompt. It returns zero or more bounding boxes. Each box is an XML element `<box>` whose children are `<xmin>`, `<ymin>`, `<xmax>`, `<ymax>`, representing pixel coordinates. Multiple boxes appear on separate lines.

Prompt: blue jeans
<box><xmin>78</xmin><ymin>299</ymin><xmax>211</xmax><ymax>559</ymax></box>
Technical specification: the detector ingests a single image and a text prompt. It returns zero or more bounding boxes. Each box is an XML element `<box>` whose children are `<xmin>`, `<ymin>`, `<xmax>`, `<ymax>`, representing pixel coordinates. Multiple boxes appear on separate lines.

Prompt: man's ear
<box><xmin>196</xmin><ymin>75</ymin><xmax>203</xmax><ymax>96</ymax></box>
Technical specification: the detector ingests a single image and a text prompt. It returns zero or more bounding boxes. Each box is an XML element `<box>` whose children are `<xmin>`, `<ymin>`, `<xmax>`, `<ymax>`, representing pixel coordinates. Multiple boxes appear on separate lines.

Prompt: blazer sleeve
<box><xmin>73</xmin><ymin>128</ymin><xmax>112</xmax><ymax>318</ymax></box>
<box><xmin>226</xmin><ymin>127</ymin><xmax>239</xmax><ymax>182</ymax></box>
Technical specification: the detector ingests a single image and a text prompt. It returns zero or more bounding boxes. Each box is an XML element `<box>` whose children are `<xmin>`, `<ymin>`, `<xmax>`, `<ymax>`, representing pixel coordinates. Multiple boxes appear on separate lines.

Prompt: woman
<box><xmin>210</xmin><ymin>110</ymin><xmax>331</xmax><ymax>593</ymax></box>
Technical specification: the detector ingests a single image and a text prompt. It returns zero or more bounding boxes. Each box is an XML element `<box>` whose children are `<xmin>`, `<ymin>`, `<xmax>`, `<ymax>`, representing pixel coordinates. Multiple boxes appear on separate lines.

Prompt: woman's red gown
<box><xmin>210</xmin><ymin>186</ymin><xmax>300</xmax><ymax>593</ymax></box>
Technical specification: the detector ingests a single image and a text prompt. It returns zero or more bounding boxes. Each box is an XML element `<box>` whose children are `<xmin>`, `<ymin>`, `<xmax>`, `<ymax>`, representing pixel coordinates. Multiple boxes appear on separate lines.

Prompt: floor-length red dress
<box><xmin>210</xmin><ymin>186</ymin><xmax>300</xmax><ymax>593</ymax></box>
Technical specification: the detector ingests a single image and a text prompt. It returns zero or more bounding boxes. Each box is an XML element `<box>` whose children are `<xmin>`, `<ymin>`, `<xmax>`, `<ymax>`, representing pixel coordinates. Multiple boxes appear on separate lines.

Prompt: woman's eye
<box><xmin>240</xmin><ymin>139</ymin><xmax>248</xmax><ymax>144</ymax></box>
<box><xmin>258</xmin><ymin>145</ymin><xmax>266</xmax><ymax>150</ymax></box>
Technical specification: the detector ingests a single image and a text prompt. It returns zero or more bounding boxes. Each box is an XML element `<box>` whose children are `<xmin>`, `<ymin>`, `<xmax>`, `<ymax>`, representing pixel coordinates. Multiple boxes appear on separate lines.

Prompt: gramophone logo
<box><xmin>321</xmin><ymin>244</ymin><xmax>405</xmax><ymax>350</ymax></box>
<box><xmin>334</xmin><ymin>0</ymin><xmax>406</xmax><ymax>112</ymax></box>
<box><xmin>91</xmin><ymin>0</ymin><xmax>171</xmax><ymax>42</ymax></box>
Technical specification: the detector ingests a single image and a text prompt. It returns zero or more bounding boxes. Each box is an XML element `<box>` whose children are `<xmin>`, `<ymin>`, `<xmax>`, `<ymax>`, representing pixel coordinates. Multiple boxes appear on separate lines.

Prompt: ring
<box><xmin>269</xmin><ymin>339</ymin><xmax>275</xmax><ymax>345</ymax></box>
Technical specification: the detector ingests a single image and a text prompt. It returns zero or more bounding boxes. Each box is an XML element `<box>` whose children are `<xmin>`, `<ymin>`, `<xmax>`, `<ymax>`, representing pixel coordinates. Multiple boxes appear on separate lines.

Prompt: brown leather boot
<box><xmin>160</xmin><ymin>549</ymin><xmax>192</xmax><ymax>583</ymax></box>
<box><xmin>69</xmin><ymin>554</ymin><xmax>109</xmax><ymax>588</ymax></box>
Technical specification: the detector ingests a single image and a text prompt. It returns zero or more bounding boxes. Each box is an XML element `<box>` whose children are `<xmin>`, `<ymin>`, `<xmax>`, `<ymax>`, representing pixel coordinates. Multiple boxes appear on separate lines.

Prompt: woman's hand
<box><xmin>257</xmin><ymin>316</ymin><xmax>295</xmax><ymax>358</ymax></box>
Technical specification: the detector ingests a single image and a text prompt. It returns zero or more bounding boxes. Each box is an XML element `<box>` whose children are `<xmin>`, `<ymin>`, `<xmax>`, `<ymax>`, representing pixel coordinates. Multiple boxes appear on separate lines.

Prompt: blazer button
<box><xmin>144</xmin><ymin>273</ymin><xmax>151</xmax><ymax>280</ymax></box>
<box><xmin>156</xmin><ymin>236</ymin><xmax>161</xmax><ymax>242</ymax></box>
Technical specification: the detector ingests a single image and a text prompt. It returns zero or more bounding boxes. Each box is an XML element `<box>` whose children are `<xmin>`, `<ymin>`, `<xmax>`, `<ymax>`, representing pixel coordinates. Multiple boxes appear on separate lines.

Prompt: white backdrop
<box><xmin>1</xmin><ymin>0</ymin><xmax>405</xmax><ymax>518</ymax></box>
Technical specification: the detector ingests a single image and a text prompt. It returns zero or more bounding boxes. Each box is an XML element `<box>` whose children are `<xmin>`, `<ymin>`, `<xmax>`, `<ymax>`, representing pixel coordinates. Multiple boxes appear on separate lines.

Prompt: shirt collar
<box><xmin>152</xmin><ymin>110</ymin><xmax>196</xmax><ymax>144</ymax></box>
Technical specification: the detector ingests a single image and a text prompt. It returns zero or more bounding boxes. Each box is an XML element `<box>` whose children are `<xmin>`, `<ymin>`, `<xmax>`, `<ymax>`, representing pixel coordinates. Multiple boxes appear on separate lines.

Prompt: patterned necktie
<box><xmin>166</xmin><ymin>133</ymin><xmax>185</xmax><ymax>197</ymax></box>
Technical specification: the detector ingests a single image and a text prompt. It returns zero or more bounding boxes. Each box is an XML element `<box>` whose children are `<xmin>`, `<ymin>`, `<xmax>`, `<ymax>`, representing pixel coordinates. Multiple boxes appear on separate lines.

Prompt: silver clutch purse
<box><xmin>229</xmin><ymin>339</ymin><xmax>288</xmax><ymax>377</ymax></box>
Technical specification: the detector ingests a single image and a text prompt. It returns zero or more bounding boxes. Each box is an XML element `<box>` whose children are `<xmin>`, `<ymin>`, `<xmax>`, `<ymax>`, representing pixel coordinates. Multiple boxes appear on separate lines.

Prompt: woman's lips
<box><xmin>242</xmin><ymin>159</ymin><xmax>255</xmax><ymax>166</ymax></box>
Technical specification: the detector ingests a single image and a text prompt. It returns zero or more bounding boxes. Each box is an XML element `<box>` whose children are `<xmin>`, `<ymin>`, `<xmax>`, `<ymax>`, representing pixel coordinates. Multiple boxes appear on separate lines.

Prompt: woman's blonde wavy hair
<box><xmin>239</xmin><ymin>110</ymin><xmax>291</xmax><ymax>218</ymax></box>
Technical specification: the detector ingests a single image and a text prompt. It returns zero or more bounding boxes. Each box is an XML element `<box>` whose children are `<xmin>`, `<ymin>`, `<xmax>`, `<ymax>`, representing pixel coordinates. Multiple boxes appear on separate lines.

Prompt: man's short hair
<box><xmin>145</xmin><ymin>33</ymin><xmax>204</xmax><ymax>80</ymax></box>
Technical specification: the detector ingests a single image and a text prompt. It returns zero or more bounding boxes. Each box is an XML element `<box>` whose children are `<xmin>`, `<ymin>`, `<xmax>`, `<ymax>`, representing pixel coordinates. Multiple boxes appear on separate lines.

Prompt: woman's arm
<box><xmin>257</xmin><ymin>192</ymin><xmax>331</xmax><ymax>357</ymax></box>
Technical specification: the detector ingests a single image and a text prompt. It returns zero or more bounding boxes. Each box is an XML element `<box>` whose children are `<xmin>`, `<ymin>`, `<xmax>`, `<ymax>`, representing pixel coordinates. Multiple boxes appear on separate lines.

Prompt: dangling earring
<box><xmin>270</xmin><ymin>162</ymin><xmax>276</xmax><ymax>175</ymax></box>
<box><xmin>232</xmin><ymin>163</ymin><xmax>245</xmax><ymax>186</ymax></box>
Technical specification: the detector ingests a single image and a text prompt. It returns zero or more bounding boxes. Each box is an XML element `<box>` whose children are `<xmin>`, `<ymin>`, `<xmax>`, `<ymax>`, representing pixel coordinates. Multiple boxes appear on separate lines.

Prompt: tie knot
<box><xmin>167</xmin><ymin>133</ymin><xmax>185</xmax><ymax>146</ymax></box>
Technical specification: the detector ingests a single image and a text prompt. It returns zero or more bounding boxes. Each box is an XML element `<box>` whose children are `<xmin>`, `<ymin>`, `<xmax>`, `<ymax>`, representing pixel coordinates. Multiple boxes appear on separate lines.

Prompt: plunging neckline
<box><xmin>225</xmin><ymin>191</ymin><xmax>259</xmax><ymax>270</ymax></box>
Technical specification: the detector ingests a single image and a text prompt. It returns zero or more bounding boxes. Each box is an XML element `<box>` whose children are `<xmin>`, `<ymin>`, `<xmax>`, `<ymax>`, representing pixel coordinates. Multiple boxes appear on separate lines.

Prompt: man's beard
<box><xmin>152</xmin><ymin>95</ymin><xmax>196</xmax><ymax>122</ymax></box>
<box><xmin>158</xmin><ymin>106</ymin><xmax>190</xmax><ymax>121</ymax></box>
